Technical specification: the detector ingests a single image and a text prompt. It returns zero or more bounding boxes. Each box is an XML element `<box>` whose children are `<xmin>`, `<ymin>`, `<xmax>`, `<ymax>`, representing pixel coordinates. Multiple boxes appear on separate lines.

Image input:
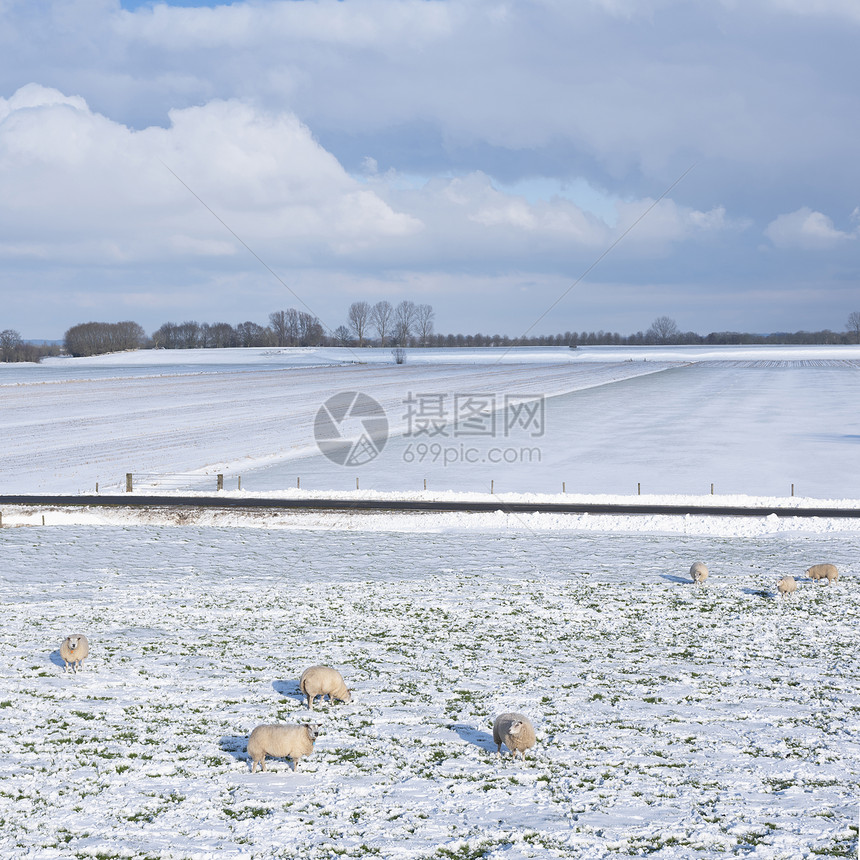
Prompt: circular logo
<box><xmin>314</xmin><ymin>391</ymin><xmax>389</xmax><ymax>466</ymax></box>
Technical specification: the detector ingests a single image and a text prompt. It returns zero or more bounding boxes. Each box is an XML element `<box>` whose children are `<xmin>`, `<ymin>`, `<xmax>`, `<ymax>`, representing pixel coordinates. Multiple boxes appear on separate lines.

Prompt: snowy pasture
<box><xmin>0</xmin><ymin>517</ymin><xmax>858</xmax><ymax>859</ymax></box>
<box><xmin>0</xmin><ymin>345</ymin><xmax>859</xmax><ymax>859</ymax></box>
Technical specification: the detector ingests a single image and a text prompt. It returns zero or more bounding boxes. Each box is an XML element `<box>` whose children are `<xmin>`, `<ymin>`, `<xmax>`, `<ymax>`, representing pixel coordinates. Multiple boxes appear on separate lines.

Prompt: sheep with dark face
<box><xmin>690</xmin><ymin>562</ymin><xmax>709</xmax><ymax>585</ymax></box>
<box><xmin>492</xmin><ymin>713</ymin><xmax>536</xmax><ymax>761</ymax></box>
<box><xmin>247</xmin><ymin>723</ymin><xmax>319</xmax><ymax>773</ymax></box>
<box><xmin>300</xmin><ymin>666</ymin><xmax>352</xmax><ymax>710</ymax></box>
<box><xmin>60</xmin><ymin>635</ymin><xmax>89</xmax><ymax>673</ymax></box>
<box><xmin>807</xmin><ymin>564</ymin><xmax>838</xmax><ymax>585</ymax></box>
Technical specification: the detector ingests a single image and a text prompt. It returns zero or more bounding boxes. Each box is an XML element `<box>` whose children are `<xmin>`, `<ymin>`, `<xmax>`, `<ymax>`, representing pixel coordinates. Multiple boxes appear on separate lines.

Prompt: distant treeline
<box><xmin>2</xmin><ymin>306</ymin><xmax>859</xmax><ymax>362</ymax></box>
<box><xmin>58</xmin><ymin>306</ymin><xmax>857</xmax><ymax>358</ymax></box>
<box><xmin>0</xmin><ymin>329</ymin><xmax>60</xmax><ymax>363</ymax></box>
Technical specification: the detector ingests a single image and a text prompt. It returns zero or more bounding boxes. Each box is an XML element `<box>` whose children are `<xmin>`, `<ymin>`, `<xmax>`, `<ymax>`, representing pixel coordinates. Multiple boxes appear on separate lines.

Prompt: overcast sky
<box><xmin>1</xmin><ymin>0</ymin><xmax>858</xmax><ymax>340</ymax></box>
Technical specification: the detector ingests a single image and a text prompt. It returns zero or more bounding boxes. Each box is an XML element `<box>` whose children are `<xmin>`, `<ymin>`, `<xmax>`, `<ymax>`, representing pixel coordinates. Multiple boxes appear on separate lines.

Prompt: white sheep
<box><xmin>492</xmin><ymin>712</ymin><xmax>536</xmax><ymax>761</ymax></box>
<box><xmin>690</xmin><ymin>562</ymin><xmax>709</xmax><ymax>585</ymax></box>
<box><xmin>807</xmin><ymin>563</ymin><xmax>838</xmax><ymax>585</ymax></box>
<box><xmin>60</xmin><ymin>634</ymin><xmax>89</xmax><ymax>673</ymax></box>
<box><xmin>777</xmin><ymin>575</ymin><xmax>797</xmax><ymax>596</ymax></box>
<box><xmin>247</xmin><ymin>723</ymin><xmax>319</xmax><ymax>773</ymax></box>
<box><xmin>300</xmin><ymin>665</ymin><xmax>352</xmax><ymax>710</ymax></box>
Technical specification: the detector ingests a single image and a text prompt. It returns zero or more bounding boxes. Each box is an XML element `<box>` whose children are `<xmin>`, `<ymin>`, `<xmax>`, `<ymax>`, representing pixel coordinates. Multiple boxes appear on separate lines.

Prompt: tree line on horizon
<box><xmin>2</xmin><ymin>306</ymin><xmax>860</xmax><ymax>361</ymax></box>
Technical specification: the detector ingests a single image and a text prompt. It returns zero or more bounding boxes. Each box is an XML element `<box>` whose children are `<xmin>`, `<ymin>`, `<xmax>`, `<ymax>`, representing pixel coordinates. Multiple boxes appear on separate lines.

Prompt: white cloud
<box><xmin>0</xmin><ymin>85</ymin><xmax>420</xmax><ymax>265</ymax></box>
<box><xmin>764</xmin><ymin>207</ymin><xmax>857</xmax><ymax>250</ymax></box>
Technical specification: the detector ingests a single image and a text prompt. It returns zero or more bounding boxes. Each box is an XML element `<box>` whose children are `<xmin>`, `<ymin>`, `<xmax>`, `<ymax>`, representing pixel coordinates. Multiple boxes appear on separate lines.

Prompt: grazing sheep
<box><xmin>247</xmin><ymin>723</ymin><xmax>319</xmax><ymax>773</ymax></box>
<box><xmin>60</xmin><ymin>634</ymin><xmax>89</xmax><ymax>673</ymax></box>
<box><xmin>807</xmin><ymin>563</ymin><xmax>838</xmax><ymax>585</ymax></box>
<box><xmin>300</xmin><ymin>665</ymin><xmax>352</xmax><ymax>710</ymax></box>
<box><xmin>690</xmin><ymin>562</ymin><xmax>709</xmax><ymax>585</ymax></box>
<box><xmin>492</xmin><ymin>712</ymin><xmax>536</xmax><ymax>761</ymax></box>
<box><xmin>777</xmin><ymin>576</ymin><xmax>798</xmax><ymax>597</ymax></box>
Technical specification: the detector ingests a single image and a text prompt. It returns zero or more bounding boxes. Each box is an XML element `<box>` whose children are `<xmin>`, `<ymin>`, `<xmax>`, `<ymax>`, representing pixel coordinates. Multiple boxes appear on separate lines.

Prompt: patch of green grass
<box><xmin>223</xmin><ymin>806</ymin><xmax>272</xmax><ymax>820</ymax></box>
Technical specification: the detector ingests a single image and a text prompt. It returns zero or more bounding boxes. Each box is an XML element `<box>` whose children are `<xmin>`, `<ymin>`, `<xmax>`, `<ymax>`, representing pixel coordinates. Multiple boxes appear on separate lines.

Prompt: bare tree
<box><xmin>297</xmin><ymin>311</ymin><xmax>325</xmax><ymax>346</ymax></box>
<box><xmin>175</xmin><ymin>320</ymin><xmax>201</xmax><ymax>349</ymax></box>
<box><xmin>415</xmin><ymin>304</ymin><xmax>435</xmax><ymax>347</ymax></box>
<box><xmin>370</xmin><ymin>300</ymin><xmax>393</xmax><ymax>346</ymax></box>
<box><xmin>269</xmin><ymin>310</ymin><xmax>289</xmax><ymax>347</ymax></box>
<box><xmin>0</xmin><ymin>329</ymin><xmax>23</xmax><ymax>361</ymax></box>
<box><xmin>202</xmin><ymin>322</ymin><xmax>239</xmax><ymax>348</ymax></box>
<box><xmin>347</xmin><ymin>301</ymin><xmax>371</xmax><ymax>347</ymax></box>
<box><xmin>334</xmin><ymin>324</ymin><xmax>352</xmax><ymax>346</ymax></box>
<box><xmin>646</xmin><ymin>315</ymin><xmax>680</xmax><ymax>344</ymax></box>
<box><xmin>393</xmin><ymin>300</ymin><xmax>417</xmax><ymax>345</ymax></box>
<box><xmin>847</xmin><ymin>311</ymin><xmax>860</xmax><ymax>344</ymax></box>
<box><xmin>235</xmin><ymin>321</ymin><xmax>274</xmax><ymax>347</ymax></box>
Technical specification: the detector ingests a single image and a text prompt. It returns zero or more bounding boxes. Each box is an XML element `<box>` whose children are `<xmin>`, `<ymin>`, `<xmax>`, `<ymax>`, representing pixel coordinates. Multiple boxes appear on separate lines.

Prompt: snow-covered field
<box><xmin>1</xmin><ymin>521</ymin><xmax>858</xmax><ymax>859</ymax></box>
<box><xmin>1</xmin><ymin>344</ymin><xmax>858</xmax><ymax>496</ymax></box>
<box><xmin>1</xmin><ymin>346</ymin><xmax>859</xmax><ymax>859</ymax></box>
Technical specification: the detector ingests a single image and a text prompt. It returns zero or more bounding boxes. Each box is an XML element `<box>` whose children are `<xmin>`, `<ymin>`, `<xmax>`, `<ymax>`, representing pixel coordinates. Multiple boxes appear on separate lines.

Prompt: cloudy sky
<box><xmin>1</xmin><ymin>0</ymin><xmax>858</xmax><ymax>340</ymax></box>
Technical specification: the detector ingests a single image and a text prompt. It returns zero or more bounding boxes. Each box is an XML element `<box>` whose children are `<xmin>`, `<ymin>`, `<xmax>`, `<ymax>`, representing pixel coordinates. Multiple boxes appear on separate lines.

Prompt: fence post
<box><xmin>238</xmin><ymin>476</ymin><xmax>242</xmax><ymax>491</ymax></box>
<box><xmin>217</xmin><ymin>474</ymin><xmax>224</xmax><ymax>491</ymax></box>
<box><xmin>562</xmin><ymin>481</ymin><xmax>566</xmax><ymax>494</ymax></box>
<box><xmin>637</xmin><ymin>482</ymin><xmax>641</xmax><ymax>495</ymax></box>
<box><xmin>126</xmin><ymin>473</ymin><xmax>133</xmax><ymax>493</ymax></box>
<box><xmin>297</xmin><ymin>477</ymin><xmax>301</xmax><ymax>489</ymax></box>
<box><xmin>791</xmin><ymin>483</ymin><xmax>794</xmax><ymax>497</ymax></box>
<box><xmin>423</xmin><ymin>478</ymin><xmax>427</xmax><ymax>491</ymax></box>
<box><xmin>491</xmin><ymin>479</ymin><xmax>494</xmax><ymax>494</ymax></box>
<box><xmin>710</xmin><ymin>483</ymin><xmax>714</xmax><ymax>495</ymax></box>
<box><xmin>356</xmin><ymin>477</ymin><xmax>360</xmax><ymax>490</ymax></box>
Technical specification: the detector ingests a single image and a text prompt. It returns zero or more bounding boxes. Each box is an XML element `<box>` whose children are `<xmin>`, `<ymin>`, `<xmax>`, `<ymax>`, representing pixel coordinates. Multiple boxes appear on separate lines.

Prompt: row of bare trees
<box><xmin>344</xmin><ymin>301</ymin><xmax>435</xmax><ymax>347</ymax></box>
<box><xmin>36</xmin><ymin>307</ymin><xmax>860</xmax><ymax>360</ymax></box>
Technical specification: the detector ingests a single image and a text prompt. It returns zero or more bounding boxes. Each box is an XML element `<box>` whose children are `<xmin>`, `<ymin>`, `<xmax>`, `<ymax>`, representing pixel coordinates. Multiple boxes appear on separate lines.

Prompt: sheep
<box><xmin>690</xmin><ymin>562</ymin><xmax>709</xmax><ymax>585</ymax></box>
<box><xmin>492</xmin><ymin>712</ymin><xmax>536</xmax><ymax>761</ymax></box>
<box><xmin>300</xmin><ymin>665</ymin><xmax>352</xmax><ymax>710</ymax></box>
<box><xmin>247</xmin><ymin>723</ymin><xmax>319</xmax><ymax>773</ymax></box>
<box><xmin>807</xmin><ymin>563</ymin><xmax>838</xmax><ymax>585</ymax></box>
<box><xmin>59</xmin><ymin>634</ymin><xmax>89</xmax><ymax>673</ymax></box>
<box><xmin>777</xmin><ymin>575</ymin><xmax>798</xmax><ymax>597</ymax></box>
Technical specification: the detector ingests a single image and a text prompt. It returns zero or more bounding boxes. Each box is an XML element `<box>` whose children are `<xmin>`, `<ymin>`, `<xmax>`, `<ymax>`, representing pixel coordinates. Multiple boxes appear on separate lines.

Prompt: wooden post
<box><xmin>297</xmin><ymin>477</ymin><xmax>301</xmax><ymax>489</ymax></box>
<box><xmin>126</xmin><ymin>473</ymin><xmax>133</xmax><ymax>493</ymax></box>
<box><xmin>42</xmin><ymin>515</ymin><xmax>45</xmax><ymax>526</ymax></box>
<box><xmin>637</xmin><ymin>482</ymin><xmax>641</xmax><ymax>495</ymax></box>
<box><xmin>217</xmin><ymin>474</ymin><xmax>224</xmax><ymax>491</ymax></box>
<box><xmin>424</xmin><ymin>478</ymin><xmax>427</xmax><ymax>491</ymax></box>
<box><xmin>562</xmin><ymin>481</ymin><xmax>566</xmax><ymax>494</ymax></box>
<box><xmin>710</xmin><ymin>483</ymin><xmax>714</xmax><ymax>495</ymax></box>
<box><xmin>356</xmin><ymin>477</ymin><xmax>360</xmax><ymax>490</ymax></box>
<box><xmin>491</xmin><ymin>480</ymin><xmax>494</xmax><ymax>494</ymax></box>
<box><xmin>791</xmin><ymin>483</ymin><xmax>794</xmax><ymax>497</ymax></box>
<box><xmin>95</xmin><ymin>482</ymin><xmax>99</xmax><ymax>494</ymax></box>
<box><xmin>238</xmin><ymin>476</ymin><xmax>242</xmax><ymax>491</ymax></box>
